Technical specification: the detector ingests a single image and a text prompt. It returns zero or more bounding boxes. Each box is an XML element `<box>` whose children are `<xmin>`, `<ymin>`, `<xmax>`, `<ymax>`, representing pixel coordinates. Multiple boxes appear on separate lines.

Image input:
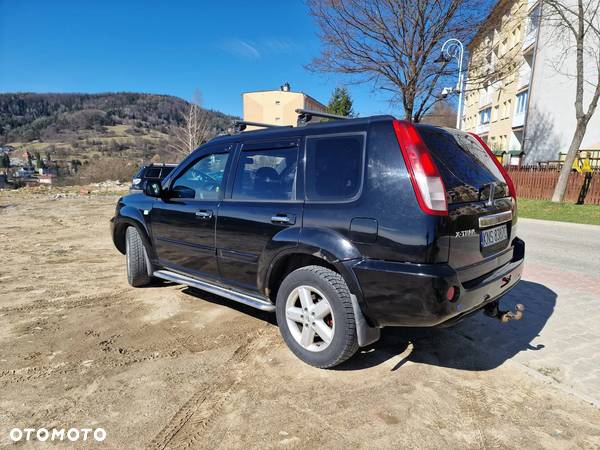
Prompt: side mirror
<box><xmin>144</xmin><ymin>180</ymin><xmax>163</xmax><ymax>198</ymax></box>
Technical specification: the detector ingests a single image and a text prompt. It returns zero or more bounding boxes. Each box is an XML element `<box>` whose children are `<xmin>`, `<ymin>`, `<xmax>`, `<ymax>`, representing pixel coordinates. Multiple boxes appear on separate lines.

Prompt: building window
<box><xmin>516</xmin><ymin>91</ymin><xmax>528</xmax><ymax>114</ymax></box>
<box><xmin>480</xmin><ymin>107</ymin><xmax>491</xmax><ymax>125</ymax></box>
<box><xmin>492</xmin><ymin>105</ymin><xmax>499</xmax><ymax>122</ymax></box>
<box><xmin>528</xmin><ymin>5</ymin><xmax>541</xmax><ymax>35</ymax></box>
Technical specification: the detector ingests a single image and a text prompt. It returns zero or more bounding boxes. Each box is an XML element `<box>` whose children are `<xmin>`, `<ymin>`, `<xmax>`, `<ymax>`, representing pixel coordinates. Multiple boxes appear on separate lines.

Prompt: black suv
<box><xmin>111</xmin><ymin>114</ymin><xmax>525</xmax><ymax>368</ymax></box>
<box><xmin>129</xmin><ymin>163</ymin><xmax>177</xmax><ymax>193</ymax></box>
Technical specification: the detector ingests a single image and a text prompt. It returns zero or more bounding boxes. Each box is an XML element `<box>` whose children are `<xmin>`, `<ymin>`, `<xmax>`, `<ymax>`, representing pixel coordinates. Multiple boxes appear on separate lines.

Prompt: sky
<box><xmin>0</xmin><ymin>0</ymin><xmax>402</xmax><ymax>117</ymax></box>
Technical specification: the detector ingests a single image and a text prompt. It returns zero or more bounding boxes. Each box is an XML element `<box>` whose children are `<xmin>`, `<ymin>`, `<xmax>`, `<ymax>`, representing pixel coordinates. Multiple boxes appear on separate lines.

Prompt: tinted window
<box><xmin>232</xmin><ymin>147</ymin><xmax>298</xmax><ymax>201</ymax></box>
<box><xmin>305</xmin><ymin>135</ymin><xmax>364</xmax><ymax>201</ymax></box>
<box><xmin>144</xmin><ymin>168</ymin><xmax>161</xmax><ymax>178</ymax></box>
<box><xmin>159</xmin><ymin>166</ymin><xmax>175</xmax><ymax>178</ymax></box>
<box><xmin>416</xmin><ymin>126</ymin><xmax>508</xmax><ymax>204</ymax></box>
<box><xmin>171</xmin><ymin>153</ymin><xmax>229</xmax><ymax>200</ymax></box>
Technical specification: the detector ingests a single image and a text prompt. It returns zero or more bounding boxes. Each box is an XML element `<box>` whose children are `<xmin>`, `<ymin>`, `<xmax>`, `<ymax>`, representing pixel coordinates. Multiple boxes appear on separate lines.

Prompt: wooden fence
<box><xmin>506</xmin><ymin>168</ymin><xmax>600</xmax><ymax>204</ymax></box>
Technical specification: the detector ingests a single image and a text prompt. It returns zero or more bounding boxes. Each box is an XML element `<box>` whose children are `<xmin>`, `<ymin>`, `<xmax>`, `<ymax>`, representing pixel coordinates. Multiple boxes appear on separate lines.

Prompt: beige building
<box><xmin>242</xmin><ymin>83</ymin><xmax>326</xmax><ymax>129</ymax></box>
<box><xmin>461</xmin><ymin>0</ymin><xmax>535</xmax><ymax>164</ymax></box>
<box><xmin>461</xmin><ymin>0</ymin><xmax>600</xmax><ymax>165</ymax></box>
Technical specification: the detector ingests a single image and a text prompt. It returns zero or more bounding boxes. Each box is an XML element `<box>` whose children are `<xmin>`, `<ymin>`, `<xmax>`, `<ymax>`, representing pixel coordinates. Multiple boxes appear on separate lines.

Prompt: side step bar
<box><xmin>153</xmin><ymin>270</ymin><xmax>276</xmax><ymax>312</ymax></box>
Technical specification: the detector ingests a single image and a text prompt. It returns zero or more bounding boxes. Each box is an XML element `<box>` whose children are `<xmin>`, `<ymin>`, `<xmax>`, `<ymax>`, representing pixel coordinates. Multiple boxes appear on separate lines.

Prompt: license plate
<box><xmin>480</xmin><ymin>224</ymin><xmax>508</xmax><ymax>248</ymax></box>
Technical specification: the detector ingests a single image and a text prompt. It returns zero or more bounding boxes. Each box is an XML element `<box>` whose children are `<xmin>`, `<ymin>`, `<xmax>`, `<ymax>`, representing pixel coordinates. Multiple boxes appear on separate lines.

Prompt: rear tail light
<box><xmin>393</xmin><ymin>120</ymin><xmax>448</xmax><ymax>215</ymax></box>
<box><xmin>469</xmin><ymin>132</ymin><xmax>517</xmax><ymax>203</ymax></box>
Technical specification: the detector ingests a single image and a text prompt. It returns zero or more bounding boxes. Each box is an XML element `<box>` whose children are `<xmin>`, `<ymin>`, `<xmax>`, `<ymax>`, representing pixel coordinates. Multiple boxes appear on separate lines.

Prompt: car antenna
<box><xmin>233</xmin><ymin>120</ymin><xmax>293</xmax><ymax>133</ymax></box>
<box><xmin>295</xmin><ymin>108</ymin><xmax>348</xmax><ymax>127</ymax></box>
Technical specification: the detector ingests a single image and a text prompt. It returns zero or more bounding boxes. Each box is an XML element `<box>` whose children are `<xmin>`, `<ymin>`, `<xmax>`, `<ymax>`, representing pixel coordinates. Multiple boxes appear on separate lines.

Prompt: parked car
<box><xmin>129</xmin><ymin>163</ymin><xmax>177</xmax><ymax>193</ymax></box>
<box><xmin>111</xmin><ymin>114</ymin><xmax>525</xmax><ymax>368</ymax></box>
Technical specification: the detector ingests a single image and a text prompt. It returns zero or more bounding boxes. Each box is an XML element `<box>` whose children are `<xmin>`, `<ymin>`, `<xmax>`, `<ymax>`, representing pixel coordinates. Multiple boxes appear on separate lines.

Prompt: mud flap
<box><xmin>350</xmin><ymin>294</ymin><xmax>381</xmax><ymax>347</ymax></box>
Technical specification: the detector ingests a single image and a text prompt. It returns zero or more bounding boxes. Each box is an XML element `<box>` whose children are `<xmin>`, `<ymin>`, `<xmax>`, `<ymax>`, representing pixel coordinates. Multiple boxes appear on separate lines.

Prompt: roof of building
<box><xmin>242</xmin><ymin>89</ymin><xmax>325</xmax><ymax>109</ymax></box>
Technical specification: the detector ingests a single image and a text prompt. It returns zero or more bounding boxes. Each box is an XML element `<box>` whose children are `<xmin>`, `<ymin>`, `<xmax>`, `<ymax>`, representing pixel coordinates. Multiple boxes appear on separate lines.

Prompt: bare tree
<box><xmin>545</xmin><ymin>0</ymin><xmax>600</xmax><ymax>202</ymax></box>
<box><xmin>171</xmin><ymin>90</ymin><xmax>211</xmax><ymax>156</ymax></box>
<box><xmin>307</xmin><ymin>0</ymin><xmax>495</xmax><ymax>122</ymax></box>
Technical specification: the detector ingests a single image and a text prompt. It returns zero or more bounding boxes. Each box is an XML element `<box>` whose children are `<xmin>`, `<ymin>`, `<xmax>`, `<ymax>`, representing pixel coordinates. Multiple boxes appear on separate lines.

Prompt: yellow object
<box><xmin>581</xmin><ymin>158</ymin><xmax>593</xmax><ymax>173</ymax></box>
<box><xmin>572</xmin><ymin>151</ymin><xmax>594</xmax><ymax>173</ymax></box>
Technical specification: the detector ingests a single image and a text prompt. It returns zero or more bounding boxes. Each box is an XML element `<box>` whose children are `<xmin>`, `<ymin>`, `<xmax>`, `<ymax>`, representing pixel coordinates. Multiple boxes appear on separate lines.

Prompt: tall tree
<box><xmin>171</xmin><ymin>90</ymin><xmax>211</xmax><ymax>156</ymax></box>
<box><xmin>307</xmin><ymin>0</ymin><xmax>494</xmax><ymax>122</ymax></box>
<box><xmin>327</xmin><ymin>87</ymin><xmax>356</xmax><ymax>117</ymax></box>
<box><xmin>545</xmin><ymin>0</ymin><xmax>600</xmax><ymax>202</ymax></box>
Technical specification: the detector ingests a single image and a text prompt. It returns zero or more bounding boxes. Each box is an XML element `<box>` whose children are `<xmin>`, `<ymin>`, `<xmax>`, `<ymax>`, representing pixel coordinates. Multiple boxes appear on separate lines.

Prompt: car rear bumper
<box><xmin>350</xmin><ymin>237</ymin><xmax>525</xmax><ymax>327</ymax></box>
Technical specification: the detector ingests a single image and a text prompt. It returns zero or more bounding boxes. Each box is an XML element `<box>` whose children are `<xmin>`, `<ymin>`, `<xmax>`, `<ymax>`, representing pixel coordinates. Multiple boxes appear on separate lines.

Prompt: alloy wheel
<box><xmin>285</xmin><ymin>285</ymin><xmax>335</xmax><ymax>352</ymax></box>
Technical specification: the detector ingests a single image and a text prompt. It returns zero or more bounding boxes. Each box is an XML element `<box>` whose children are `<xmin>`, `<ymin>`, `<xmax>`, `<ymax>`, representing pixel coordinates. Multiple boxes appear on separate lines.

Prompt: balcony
<box><xmin>479</xmin><ymin>92</ymin><xmax>493</xmax><ymax>108</ymax></box>
<box><xmin>523</xmin><ymin>29</ymin><xmax>537</xmax><ymax>50</ymax></box>
<box><xmin>517</xmin><ymin>65</ymin><xmax>531</xmax><ymax>89</ymax></box>
<box><xmin>512</xmin><ymin>111</ymin><xmax>525</xmax><ymax>129</ymax></box>
<box><xmin>476</xmin><ymin>122</ymin><xmax>490</xmax><ymax>135</ymax></box>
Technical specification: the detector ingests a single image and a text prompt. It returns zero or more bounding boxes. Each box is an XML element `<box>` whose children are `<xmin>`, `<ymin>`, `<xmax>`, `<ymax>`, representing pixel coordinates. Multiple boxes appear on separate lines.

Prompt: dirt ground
<box><xmin>1</xmin><ymin>190</ymin><xmax>600</xmax><ymax>449</ymax></box>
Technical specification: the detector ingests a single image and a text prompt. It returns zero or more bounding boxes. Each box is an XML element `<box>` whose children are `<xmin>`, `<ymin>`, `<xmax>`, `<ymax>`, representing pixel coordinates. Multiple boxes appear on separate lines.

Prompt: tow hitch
<box><xmin>484</xmin><ymin>300</ymin><xmax>525</xmax><ymax>323</ymax></box>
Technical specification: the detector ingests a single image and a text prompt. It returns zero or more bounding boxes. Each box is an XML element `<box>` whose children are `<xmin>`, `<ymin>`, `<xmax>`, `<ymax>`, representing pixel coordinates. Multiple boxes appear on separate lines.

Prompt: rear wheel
<box><xmin>125</xmin><ymin>226</ymin><xmax>151</xmax><ymax>287</ymax></box>
<box><xmin>276</xmin><ymin>265</ymin><xmax>358</xmax><ymax>368</ymax></box>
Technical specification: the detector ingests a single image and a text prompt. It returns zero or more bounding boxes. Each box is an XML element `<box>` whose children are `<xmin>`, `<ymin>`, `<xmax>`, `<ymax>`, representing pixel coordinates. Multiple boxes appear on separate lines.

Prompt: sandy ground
<box><xmin>1</xmin><ymin>190</ymin><xmax>600</xmax><ymax>449</ymax></box>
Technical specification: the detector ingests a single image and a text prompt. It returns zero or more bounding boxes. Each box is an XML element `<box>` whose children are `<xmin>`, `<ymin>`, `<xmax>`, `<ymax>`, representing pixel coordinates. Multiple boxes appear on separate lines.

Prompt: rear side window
<box><xmin>416</xmin><ymin>126</ymin><xmax>509</xmax><ymax>203</ymax></box>
<box><xmin>305</xmin><ymin>134</ymin><xmax>364</xmax><ymax>201</ymax></box>
<box><xmin>232</xmin><ymin>146</ymin><xmax>298</xmax><ymax>201</ymax></box>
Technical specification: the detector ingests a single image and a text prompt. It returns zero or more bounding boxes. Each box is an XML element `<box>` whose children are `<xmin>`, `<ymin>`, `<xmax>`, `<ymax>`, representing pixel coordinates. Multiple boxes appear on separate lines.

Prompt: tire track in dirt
<box><xmin>0</xmin><ymin>289</ymin><xmax>132</xmax><ymax>315</ymax></box>
<box><xmin>146</xmin><ymin>327</ymin><xmax>273</xmax><ymax>450</ymax></box>
<box><xmin>0</xmin><ymin>348</ymin><xmax>184</xmax><ymax>387</ymax></box>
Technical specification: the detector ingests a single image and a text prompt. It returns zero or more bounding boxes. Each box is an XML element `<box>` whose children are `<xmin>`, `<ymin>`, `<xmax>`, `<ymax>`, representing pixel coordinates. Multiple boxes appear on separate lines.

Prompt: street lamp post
<box><xmin>437</xmin><ymin>38</ymin><xmax>465</xmax><ymax>130</ymax></box>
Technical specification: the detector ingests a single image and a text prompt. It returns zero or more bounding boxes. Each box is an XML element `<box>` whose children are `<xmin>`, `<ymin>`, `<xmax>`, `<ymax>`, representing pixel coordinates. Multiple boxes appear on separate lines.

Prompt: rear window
<box><xmin>305</xmin><ymin>134</ymin><xmax>364</xmax><ymax>201</ymax></box>
<box><xmin>159</xmin><ymin>166</ymin><xmax>175</xmax><ymax>178</ymax></box>
<box><xmin>144</xmin><ymin>168</ymin><xmax>161</xmax><ymax>178</ymax></box>
<box><xmin>416</xmin><ymin>126</ymin><xmax>509</xmax><ymax>204</ymax></box>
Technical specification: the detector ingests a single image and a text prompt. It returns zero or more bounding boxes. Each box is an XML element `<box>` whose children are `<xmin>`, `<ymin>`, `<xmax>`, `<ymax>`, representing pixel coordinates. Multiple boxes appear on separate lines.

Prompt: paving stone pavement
<box><xmin>452</xmin><ymin>218</ymin><xmax>600</xmax><ymax>404</ymax></box>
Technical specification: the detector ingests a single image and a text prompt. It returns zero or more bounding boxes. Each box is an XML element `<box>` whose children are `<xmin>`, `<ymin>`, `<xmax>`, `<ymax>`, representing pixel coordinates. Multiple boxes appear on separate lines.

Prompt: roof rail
<box><xmin>295</xmin><ymin>108</ymin><xmax>348</xmax><ymax>126</ymax></box>
<box><xmin>233</xmin><ymin>120</ymin><xmax>292</xmax><ymax>133</ymax></box>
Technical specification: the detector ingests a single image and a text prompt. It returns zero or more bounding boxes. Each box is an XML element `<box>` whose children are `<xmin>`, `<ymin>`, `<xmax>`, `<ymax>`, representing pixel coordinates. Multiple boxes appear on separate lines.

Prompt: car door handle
<box><xmin>195</xmin><ymin>209</ymin><xmax>213</xmax><ymax>219</ymax></box>
<box><xmin>271</xmin><ymin>214</ymin><xmax>296</xmax><ymax>225</ymax></box>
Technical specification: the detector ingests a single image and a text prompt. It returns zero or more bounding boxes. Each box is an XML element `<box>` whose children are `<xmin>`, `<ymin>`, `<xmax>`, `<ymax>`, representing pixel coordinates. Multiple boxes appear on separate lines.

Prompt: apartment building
<box><xmin>461</xmin><ymin>0</ymin><xmax>600</xmax><ymax>165</ymax></box>
<box><xmin>242</xmin><ymin>83</ymin><xmax>326</xmax><ymax>129</ymax></box>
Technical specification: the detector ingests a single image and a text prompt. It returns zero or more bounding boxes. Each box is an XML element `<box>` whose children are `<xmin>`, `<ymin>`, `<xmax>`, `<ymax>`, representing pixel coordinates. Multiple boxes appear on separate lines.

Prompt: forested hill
<box><xmin>0</xmin><ymin>92</ymin><xmax>234</xmax><ymax>143</ymax></box>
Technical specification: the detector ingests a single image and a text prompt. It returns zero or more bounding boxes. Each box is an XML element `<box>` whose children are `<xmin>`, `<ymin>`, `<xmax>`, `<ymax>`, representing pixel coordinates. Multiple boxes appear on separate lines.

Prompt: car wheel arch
<box><xmin>113</xmin><ymin>217</ymin><xmax>153</xmax><ymax>258</ymax></box>
<box><xmin>265</xmin><ymin>250</ymin><xmax>338</xmax><ymax>302</ymax></box>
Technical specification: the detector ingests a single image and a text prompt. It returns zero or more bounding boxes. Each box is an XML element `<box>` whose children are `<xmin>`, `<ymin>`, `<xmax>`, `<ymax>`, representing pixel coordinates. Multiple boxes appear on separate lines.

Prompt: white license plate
<box><xmin>480</xmin><ymin>224</ymin><xmax>508</xmax><ymax>248</ymax></box>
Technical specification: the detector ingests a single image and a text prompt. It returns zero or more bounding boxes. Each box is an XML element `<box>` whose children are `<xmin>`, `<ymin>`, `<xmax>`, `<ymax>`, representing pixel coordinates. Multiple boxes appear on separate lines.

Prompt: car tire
<box><xmin>125</xmin><ymin>226</ymin><xmax>151</xmax><ymax>287</ymax></box>
<box><xmin>276</xmin><ymin>265</ymin><xmax>359</xmax><ymax>368</ymax></box>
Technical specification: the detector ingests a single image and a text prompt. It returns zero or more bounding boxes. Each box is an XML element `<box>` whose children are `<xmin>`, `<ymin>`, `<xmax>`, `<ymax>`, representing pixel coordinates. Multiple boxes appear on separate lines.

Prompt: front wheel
<box><xmin>125</xmin><ymin>226</ymin><xmax>151</xmax><ymax>287</ymax></box>
<box><xmin>276</xmin><ymin>265</ymin><xmax>359</xmax><ymax>368</ymax></box>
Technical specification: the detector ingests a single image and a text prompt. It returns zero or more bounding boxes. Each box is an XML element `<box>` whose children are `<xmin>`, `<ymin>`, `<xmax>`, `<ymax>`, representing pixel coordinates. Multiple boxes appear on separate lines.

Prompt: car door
<box><xmin>150</xmin><ymin>146</ymin><xmax>231</xmax><ymax>280</ymax></box>
<box><xmin>216</xmin><ymin>138</ymin><xmax>303</xmax><ymax>293</ymax></box>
